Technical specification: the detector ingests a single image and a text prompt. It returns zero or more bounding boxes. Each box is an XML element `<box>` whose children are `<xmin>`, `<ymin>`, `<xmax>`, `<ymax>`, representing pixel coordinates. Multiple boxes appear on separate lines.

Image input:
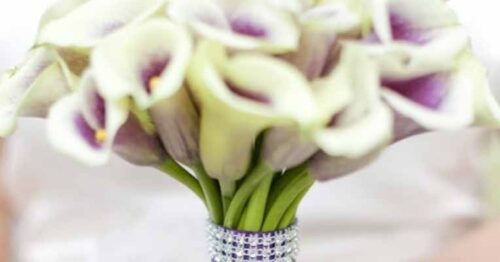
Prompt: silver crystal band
<box><xmin>207</xmin><ymin>222</ymin><xmax>299</xmax><ymax>262</ymax></box>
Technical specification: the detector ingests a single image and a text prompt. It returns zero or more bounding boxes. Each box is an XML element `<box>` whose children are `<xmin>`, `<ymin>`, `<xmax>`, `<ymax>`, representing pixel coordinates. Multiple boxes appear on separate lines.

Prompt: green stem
<box><xmin>223</xmin><ymin>161</ymin><xmax>274</xmax><ymax>228</ymax></box>
<box><xmin>266</xmin><ymin>164</ymin><xmax>307</xmax><ymax>212</ymax></box>
<box><xmin>237</xmin><ymin>203</ymin><xmax>250</xmax><ymax>229</ymax></box>
<box><xmin>192</xmin><ymin>164</ymin><xmax>224</xmax><ymax>225</ymax></box>
<box><xmin>158</xmin><ymin>159</ymin><xmax>205</xmax><ymax>203</ymax></box>
<box><xmin>239</xmin><ymin>173</ymin><xmax>275</xmax><ymax>231</ymax></box>
<box><xmin>219</xmin><ymin>180</ymin><xmax>236</xmax><ymax>213</ymax></box>
<box><xmin>262</xmin><ymin>170</ymin><xmax>314</xmax><ymax>231</ymax></box>
<box><xmin>278</xmin><ymin>184</ymin><xmax>312</xmax><ymax>229</ymax></box>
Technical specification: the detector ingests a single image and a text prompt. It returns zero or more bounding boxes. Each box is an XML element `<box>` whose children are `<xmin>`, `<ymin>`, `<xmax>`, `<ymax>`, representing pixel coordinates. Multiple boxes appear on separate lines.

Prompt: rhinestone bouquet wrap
<box><xmin>208</xmin><ymin>222</ymin><xmax>299</xmax><ymax>262</ymax></box>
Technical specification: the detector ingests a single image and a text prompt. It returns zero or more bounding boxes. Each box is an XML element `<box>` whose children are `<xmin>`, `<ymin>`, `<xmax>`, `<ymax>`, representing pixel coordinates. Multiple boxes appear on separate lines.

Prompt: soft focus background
<box><xmin>0</xmin><ymin>0</ymin><xmax>499</xmax><ymax>261</ymax></box>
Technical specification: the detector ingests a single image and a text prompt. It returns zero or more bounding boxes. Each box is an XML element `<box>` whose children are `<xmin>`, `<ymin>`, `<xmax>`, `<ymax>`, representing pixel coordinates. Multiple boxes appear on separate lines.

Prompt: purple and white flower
<box><xmin>92</xmin><ymin>19</ymin><xmax>192</xmax><ymax>109</ymax></box>
<box><xmin>289</xmin><ymin>0</ymin><xmax>365</xmax><ymax>79</ymax></box>
<box><xmin>0</xmin><ymin>47</ymin><xmax>72</xmax><ymax>136</ymax></box>
<box><xmin>367</xmin><ymin>0</ymin><xmax>469</xmax><ymax>78</ymax></box>
<box><xmin>47</xmin><ymin>71</ymin><xmax>165</xmax><ymax>166</ymax></box>
<box><xmin>167</xmin><ymin>0</ymin><xmax>300</xmax><ymax>53</ymax></box>
<box><xmin>188</xmin><ymin>40</ymin><xmax>319</xmax><ymax>181</ymax></box>
<box><xmin>37</xmin><ymin>0</ymin><xmax>165</xmax><ymax>47</ymax></box>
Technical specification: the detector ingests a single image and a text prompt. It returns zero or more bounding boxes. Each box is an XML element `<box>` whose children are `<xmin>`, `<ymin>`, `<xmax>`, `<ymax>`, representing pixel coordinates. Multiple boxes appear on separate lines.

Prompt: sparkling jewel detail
<box><xmin>207</xmin><ymin>222</ymin><xmax>299</xmax><ymax>262</ymax></box>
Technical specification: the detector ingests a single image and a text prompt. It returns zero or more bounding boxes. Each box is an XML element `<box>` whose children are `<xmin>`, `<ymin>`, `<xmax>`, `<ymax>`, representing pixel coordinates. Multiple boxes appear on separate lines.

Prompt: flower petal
<box><xmin>314</xmin><ymin>103</ymin><xmax>393</xmax><ymax>157</ymax></box>
<box><xmin>262</xmin><ymin>126</ymin><xmax>318</xmax><ymax>170</ymax></box>
<box><xmin>308</xmin><ymin>149</ymin><xmax>380</xmax><ymax>181</ymax></box>
<box><xmin>37</xmin><ymin>0</ymin><xmax>165</xmax><ymax>47</ymax></box>
<box><xmin>0</xmin><ymin>47</ymin><xmax>71</xmax><ymax>136</ymax></box>
<box><xmin>381</xmin><ymin>54</ymin><xmax>477</xmax><ymax>135</ymax></box>
<box><xmin>371</xmin><ymin>0</ymin><xmax>459</xmax><ymax>44</ymax></box>
<box><xmin>92</xmin><ymin>19</ymin><xmax>192</xmax><ymax>109</ymax></box>
<box><xmin>361</xmin><ymin>27</ymin><xmax>469</xmax><ymax>79</ymax></box>
<box><xmin>47</xmin><ymin>72</ymin><xmax>128</xmax><ymax>166</ymax></box>
<box><xmin>189</xmin><ymin>41</ymin><xmax>319</xmax><ymax>127</ymax></box>
<box><xmin>151</xmin><ymin>88</ymin><xmax>200</xmax><ymax>166</ymax></box>
<box><xmin>290</xmin><ymin>1</ymin><xmax>362</xmax><ymax>79</ymax></box>
<box><xmin>365</xmin><ymin>0</ymin><xmax>468</xmax><ymax>79</ymax></box>
<box><xmin>113</xmin><ymin>113</ymin><xmax>166</xmax><ymax>166</ymax></box>
<box><xmin>313</xmin><ymin>44</ymin><xmax>393</xmax><ymax>157</ymax></box>
<box><xmin>168</xmin><ymin>0</ymin><xmax>299</xmax><ymax>53</ymax></box>
<box><xmin>188</xmin><ymin>40</ymin><xmax>319</xmax><ymax>180</ymax></box>
<box><xmin>467</xmin><ymin>55</ymin><xmax>500</xmax><ymax>127</ymax></box>
<box><xmin>37</xmin><ymin>0</ymin><xmax>89</xmax><ymax>30</ymax></box>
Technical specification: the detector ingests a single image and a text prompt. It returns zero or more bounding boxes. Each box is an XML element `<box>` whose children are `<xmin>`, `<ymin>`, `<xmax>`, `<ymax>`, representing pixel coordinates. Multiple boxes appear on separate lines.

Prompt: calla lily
<box><xmin>307</xmin><ymin>44</ymin><xmax>393</xmax><ymax>180</ymax></box>
<box><xmin>91</xmin><ymin>19</ymin><xmax>197</xmax><ymax>165</ymax></box>
<box><xmin>92</xmin><ymin>19</ymin><xmax>192</xmax><ymax>109</ymax></box>
<box><xmin>48</xmin><ymin>70</ymin><xmax>166</xmax><ymax>166</ymax></box>
<box><xmin>0</xmin><ymin>47</ymin><xmax>72</xmax><ymax>136</ymax></box>
<box><xmin>380</xmin><ymin>54</ymin><xmax>480</xmax><ymax>140</ymax></box>
<box><xmin>113</xmin><ymin>113</ymin><xmax>167</xmax><ymax>166</ymax></box>
<box><xmin>313</xmin><ymin>45</ymin><xmax>393</xmax><ymax>157</ymax></box>
<box><xmin>37</xmin><ymin>0</ymin><xmax>89</xmax><ymax>32</ymax></box>
<box><xmin>47</xmin><ymin>71</ymin><xmax>129</xmax><ymax>166</ymax></box>
<box><xmin>188</xmin><ymin>40</ymin><xmax>319</xmax><ymax>181</ymax></box>
<box><xmin>36</xmin><ymin>0</ymin><xmax>159</xmax><ymax>81</ymax></box>
<box><xmin>366</xmin><ymin>0</ymin><xmax>469</xmax><ymax>78</ymax></box>
<box><xmin>260</xmin><ymin>40</ymin><xmax>383</xmax><ymax>172</ymax></box>
<box><xmin>469</xmin><ymin>56</ymin><xmax>500</xmax><ymax>127</ymax></box>
<box><xmin>150</xmin><ymin>88</ymin><xmax>201</xmax><ymax>166</ymax></box>
<box><xmin>262</xmin><ymin>126</ymin><xmax>318</xmax><ymax>171</ymax></box>
<box><xmin>37</xmin><ymin>0</ymin><xmax>165</xmax><ymax>48</ymax></box>
<box><xmin>289</xmin><ymin>0</ymin><xmax>364</xmax><ymax>79</ymax></box>
<box><xmin>308</xmin><ymin>149</ymin><xmax>381</xmax><ymax>181</ymax></box>
<box><xmin>167</xmin><ymin>0</ymin><xmax>300</xmax><ymax>53</ymax></box>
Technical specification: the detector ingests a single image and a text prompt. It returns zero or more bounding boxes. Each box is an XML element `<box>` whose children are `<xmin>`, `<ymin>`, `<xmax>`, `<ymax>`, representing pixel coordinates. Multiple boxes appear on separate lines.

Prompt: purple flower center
<box><xmin>230</xmin><ymin>18</ymin><xmax>267</xmax><ymax>38</ymax></box>
<box><xmin>75</xmin><ymin>114</ymin><xmax>104</xmax><ymax>149</ymax></box>
<box><xmin>390</xmin><ymin>13</ymin><xmax>429</xmax><ymax>45</ymax></box>
<box><xmin>92</xmin><ymin>92</ymin><xmax>107</xmax><ymax>128</ymax></box>
<box><xmin>382</xmin><ymin>74</ymin><xmax>450</xmax><ymax>109</ymax></box>
<box><xmin>141</xmin><ymin>57</ymin><xmax>171</xmax><ymax>94</ymax></box>
<box><xmin>225</xmin><ymin>81</ymin><xmax>271</xmax><ymax>104</ymax></box>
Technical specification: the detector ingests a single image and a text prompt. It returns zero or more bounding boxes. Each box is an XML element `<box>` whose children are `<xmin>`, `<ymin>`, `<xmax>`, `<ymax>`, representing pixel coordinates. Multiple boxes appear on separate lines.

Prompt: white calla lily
<box><xmin>371</xmin><ymin>0</ymin><xmax>459</xmax><ymax>44</ymax></box>
<box><xmin>113</xmin><ymin>113</ymin><xmax>167</xmax><ymax>166</ymax></box>
<box><xmin>188</xmin><ymin>40</ymin><xmax>319</xmax><ymax>181</ymax></box>
<box><xmin>290</xmin><ymin>0</ymin><xmax>363</xmax><ymax>79</ymax></box>
<box><xmin>365</xmin><ymin>0</ymin><xmax>468</xmax><ymax>78</ymax></box>
<box><xmin>262</xmin><ymin>126</ymin><xmax>319</xmax><ymax>170</ymax></box>
<box><xmin>37</xmin><ymin>0</ymin><xmax>165</xmax><ymax>47</ymax></box>
<box><xmin>313</xmin><ymin>45</ymin><xmax>393</xmax><ymax>157</ymax></box>
<box><xmin>92</xmin><ymin>19</ymin><xmax>192</xmax><ymax>109</ymax></box>
<box><xmin>47</xmin><ymin>71</ymin><xmax>129</xmax><ymax>166</ymax></box>
<box><xmin>309</xmin><ymin>149</ymin><xmax>381</xmax><ymax>181</ymax></box>
<box><xmin>150</xmin><ymin>88</ymin><xmax>201</xmax><ymax>166</ymax></box>
<box><xmin>305</xmin><ymin>45</ymin><xmax>392</xmax><ymax>181</ymax></box>
<box><xmin>380</xmin><ymin>54</ymin><xmax>481</xmax><ymax>140</ymax></box>
<box><xmin>469</xmin><ymin>56</ymin><xmax>500</xmax><ymax>127</ymax></box>
<box><xmin>167</xmin><ymin>0</ymin><xmax>299</xmax><ymax>53</ymax></box>
<box><xmin>0</xmin><ymin>47</ymin><xmax>72</xmax><ymax>136</ymax></box>
<box><xmin>37</xmin><ymin>0</ymin><xmax>89</xmax><ymax>31</ymax></box>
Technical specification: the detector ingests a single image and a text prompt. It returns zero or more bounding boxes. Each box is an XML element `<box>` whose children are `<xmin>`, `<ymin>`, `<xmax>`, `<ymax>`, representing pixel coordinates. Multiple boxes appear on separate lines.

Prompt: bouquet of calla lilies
<box><xmin>1</xmin><ymin>0</ymin><xmax>500</xmax><ymax>234</ymax></box>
